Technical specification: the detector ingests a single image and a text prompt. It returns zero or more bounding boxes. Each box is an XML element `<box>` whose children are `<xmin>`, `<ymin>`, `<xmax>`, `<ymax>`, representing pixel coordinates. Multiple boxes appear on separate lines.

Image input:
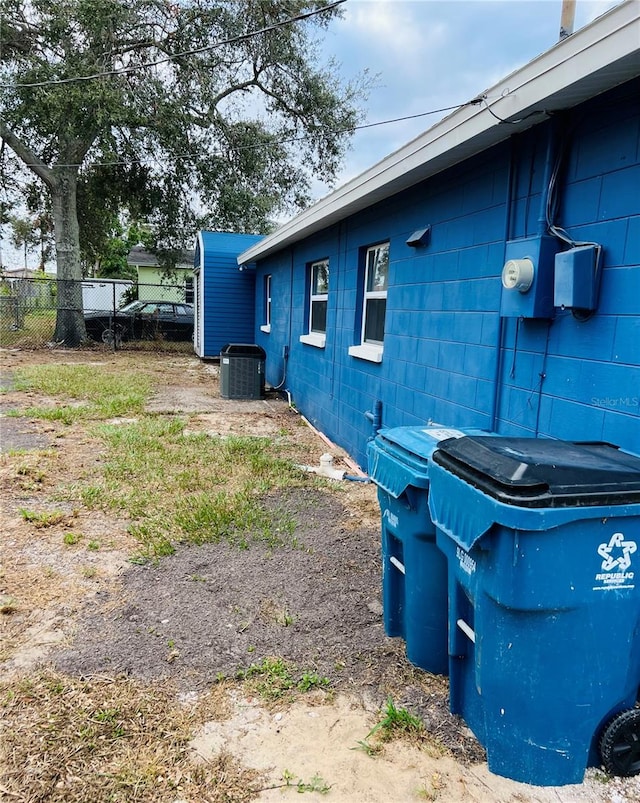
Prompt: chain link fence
<box><xmin>0</xmin><ymin>276</ymin><xmax>195</xmax><ymax>353</ymax></box>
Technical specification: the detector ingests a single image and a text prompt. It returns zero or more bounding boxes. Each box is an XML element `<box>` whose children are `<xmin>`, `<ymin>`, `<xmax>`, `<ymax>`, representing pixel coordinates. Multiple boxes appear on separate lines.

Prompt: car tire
<box><xmin>101</xmin><ymin>325</ymin><xmax>124</xmax><ymax>347</ymax></box>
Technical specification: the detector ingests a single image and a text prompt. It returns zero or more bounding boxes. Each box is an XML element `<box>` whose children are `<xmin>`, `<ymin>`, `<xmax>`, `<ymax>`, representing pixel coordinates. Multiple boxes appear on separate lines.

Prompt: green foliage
<box><xmin>63</xmin><ymin>531</ymin><xmax>82</xmax><ymax>546</ymax></box>
<box><xmin>1</xmin><ymin>1</ymin><xmax>368</xmax><ymax>344</ymax></box>
<box><xmin>281</xmin><ymin>769</ymin><xmax>331</xmax><ymax>794</ymax></box>
<box><xmin>297</xmin><ymin>672</ymin><xmax>330</xmax><ymax>692</ymax></box>
<box><xmin>366</xmin><ymin>697</ymin><xmax>424</xmax><ymax>743</ymax></box>
<box><xmin>19</xmin><ymin>508</ymin><xmax>65</xmax><ymax>527</ymax></box>
<box><xmin>11</xmin><ymin>364</ymin><xmax>151</xmax><ymax>418</ymax></box>
<box><xmin>241</xmin><ymin>657</ymin><xmax>296</xmax><ymax>701</ymax></box>
<box><xmin>239</xmin><ymin>658</ymin><xmax>330</xmax><ymax>702</ymax></box>
<box><xmin>65</xmin><ymin>420</ymin><xmax>301</xmax><ymax>559</ymax></box>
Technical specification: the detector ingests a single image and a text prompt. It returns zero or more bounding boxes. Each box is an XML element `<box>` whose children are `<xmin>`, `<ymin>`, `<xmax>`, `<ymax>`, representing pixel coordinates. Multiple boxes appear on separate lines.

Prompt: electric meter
<box><xmin>502</xmin><ymin>258</ymin><xmax>534</xmax><ymax>293</ymax></box>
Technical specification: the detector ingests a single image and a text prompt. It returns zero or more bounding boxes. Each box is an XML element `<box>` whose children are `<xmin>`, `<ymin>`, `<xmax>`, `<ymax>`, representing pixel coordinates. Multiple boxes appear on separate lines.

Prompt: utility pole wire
<box><xmin>4</xmin><ymin>101</ymin><xmax>477</xmax><ymax>170</ymax></box>
<box><xmin>0</xmin><ymin>0</ymin><xmax>346</xmax><ymax>90</ymax></box>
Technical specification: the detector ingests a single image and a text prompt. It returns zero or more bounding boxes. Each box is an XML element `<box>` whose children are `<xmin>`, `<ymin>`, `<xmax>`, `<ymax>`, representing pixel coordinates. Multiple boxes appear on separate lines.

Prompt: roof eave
<box><xmin>237</xmin><ymin>1</ymin><xmax>639</xmax><ymax>266</ymax></box>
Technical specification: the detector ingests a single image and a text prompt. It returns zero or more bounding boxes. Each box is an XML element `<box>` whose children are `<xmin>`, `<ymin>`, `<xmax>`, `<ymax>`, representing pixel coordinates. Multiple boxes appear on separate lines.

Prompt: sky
<box><xmin>316</xmin><ymin>0</ymin><xmax>622</xmax><ymax>193</ymax></box>
<box><xmin>1</xmin><ymin>0</ymin><xmax>624</xmax><ymax>269</ymax></box>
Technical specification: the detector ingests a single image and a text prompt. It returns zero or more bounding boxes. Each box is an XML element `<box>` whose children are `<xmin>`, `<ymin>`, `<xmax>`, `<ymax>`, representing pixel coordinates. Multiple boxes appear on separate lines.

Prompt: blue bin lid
<box><xmin>368</xmin><ymin>426</ymin><xmax>486</xmax><ymax>499</ymax></box>
<box><xmin>432</xmin><ymin>437</ymin><xmax>640</xmax><ymax>508</ymax></box>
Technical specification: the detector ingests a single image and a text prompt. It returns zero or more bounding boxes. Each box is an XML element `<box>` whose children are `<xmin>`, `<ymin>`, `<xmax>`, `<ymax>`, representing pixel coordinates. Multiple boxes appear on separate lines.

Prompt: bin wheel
<box><xmin>600</xmin><ymin>709</ymin><xmax>640</xmax><ymax>777</ymax></box>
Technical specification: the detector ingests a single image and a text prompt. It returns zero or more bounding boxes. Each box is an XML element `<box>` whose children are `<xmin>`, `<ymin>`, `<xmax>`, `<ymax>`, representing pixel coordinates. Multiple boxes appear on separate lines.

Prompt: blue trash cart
<box><xmin>367</xmin><ymin>426</ymin><xmax>486</xmax><ymax>675</ymax></box>
<box><xmin>428</xmin><ymin>436</ymin><xmax>640</xmax><ymax>786</ymax></box>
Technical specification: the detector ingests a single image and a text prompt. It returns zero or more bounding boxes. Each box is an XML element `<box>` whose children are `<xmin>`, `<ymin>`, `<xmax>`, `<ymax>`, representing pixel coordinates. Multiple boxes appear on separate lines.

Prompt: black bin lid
<box><xmin>220</xmin><ymin>343</ymin><xmax>266</xmax><ymax>358</ymax></box>
<box><xmin>432</xmin><ymin>437</ymin><xmax>640</xmax><ymax>508</ymax></box>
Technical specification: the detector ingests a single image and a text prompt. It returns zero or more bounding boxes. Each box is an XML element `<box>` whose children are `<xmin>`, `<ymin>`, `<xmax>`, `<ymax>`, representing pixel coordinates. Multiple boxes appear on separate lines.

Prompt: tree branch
<box><xmin>0</xmin><ymin>122</ymin><xmax>54</xmax><ymax>188</ymax></box>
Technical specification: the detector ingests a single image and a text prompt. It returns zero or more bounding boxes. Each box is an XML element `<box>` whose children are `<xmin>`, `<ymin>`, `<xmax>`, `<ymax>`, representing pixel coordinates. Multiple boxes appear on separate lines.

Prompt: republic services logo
<box><xmin>597</xmin><ymin>532</ymin><xmax>637</xmax><ymax>573</ymax></box>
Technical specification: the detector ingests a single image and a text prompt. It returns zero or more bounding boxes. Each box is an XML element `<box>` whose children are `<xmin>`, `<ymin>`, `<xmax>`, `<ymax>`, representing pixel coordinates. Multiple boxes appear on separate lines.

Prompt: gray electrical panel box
<box><xmin>554</xmin><ymin>245</ymin><xmax>600</xmax><ymax>311</ymax></box>
<box><xmin>220</xmin><ymin>343</ymin><xmax>266</xmax><ymax>400</ymax></box>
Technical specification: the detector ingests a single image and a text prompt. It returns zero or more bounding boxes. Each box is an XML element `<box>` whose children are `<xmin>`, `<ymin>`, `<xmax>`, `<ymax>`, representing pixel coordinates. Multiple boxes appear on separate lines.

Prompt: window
<box><xmin>184</xmin><ymin>276</ymin><xmax>194</xmax><ymax>304</ymax></box>
<box><xmin>260</xmin><ymin>274</ymin><xmax>272</xmax><ymax>333</ymax></box>
<box><xmin>349</xmin><ymin>242</ymin><xmax>389</xmax><ymax>363</ymax></box>
<box><xmin>300</xmin><ymin>259</ymin><xmax>329</xmax><ymax>348</ymax></box>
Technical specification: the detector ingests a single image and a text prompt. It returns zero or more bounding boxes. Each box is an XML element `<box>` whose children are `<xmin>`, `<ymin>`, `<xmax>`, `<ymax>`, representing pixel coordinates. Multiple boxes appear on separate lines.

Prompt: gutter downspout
<box><xmin>490</xmin><ymin>138</ymin><xmax>516</xmax><ymax>431</ymax></box>
<box><xmin>490</xmin><ymin>121</ymin><xmax>558</xmax><ymax>432</ymax></box>
<box><xmin>537</xmin><ymin>116</ymin><xmax>559</xmax><ymax>236</ymax></box>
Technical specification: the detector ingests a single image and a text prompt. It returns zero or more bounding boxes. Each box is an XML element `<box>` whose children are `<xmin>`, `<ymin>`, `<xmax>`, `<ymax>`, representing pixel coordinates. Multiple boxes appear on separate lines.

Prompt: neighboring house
<box><xmin>237</xmin><ymin>2</ymin><xmax>640</xmax><ymax>469</ymax></box>
<box><xmin>0</xmin><ymin>265</ymin><xmax>45</xmax><ymax>280</ymax></box>
<box><xmin>127</xmin><ymin>246</ymin><xmax>196</xmax><ymax>303</ymax></box>
<box><xmin>193</xmin><ymin>231</ymin><xmax>264</xmax><ymax>359</ymax></box>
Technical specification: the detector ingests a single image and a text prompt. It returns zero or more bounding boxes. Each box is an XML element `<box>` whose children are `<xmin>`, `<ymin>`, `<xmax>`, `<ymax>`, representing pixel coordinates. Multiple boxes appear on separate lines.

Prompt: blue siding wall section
<box><xmin>199</xmin><ymin>231</ymin><xmax>263</xmax><ymax>357</ymax></box>
<box><xmin>253</xmin><ymin>78</ymin><xmax>640</xmax><ymax>467</ymax></box>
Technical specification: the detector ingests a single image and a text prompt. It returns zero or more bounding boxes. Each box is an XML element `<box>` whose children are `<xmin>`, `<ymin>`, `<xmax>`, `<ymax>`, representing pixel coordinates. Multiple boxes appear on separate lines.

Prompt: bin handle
<box><xmin>389</xmin><ymin>556</ymin><xmax>405</xmax><ymax>575</ymax></box>
<box><xmin>457</xmin><ymin>618</ymin><xmax>476</xmax><ymax>644</ymax></box>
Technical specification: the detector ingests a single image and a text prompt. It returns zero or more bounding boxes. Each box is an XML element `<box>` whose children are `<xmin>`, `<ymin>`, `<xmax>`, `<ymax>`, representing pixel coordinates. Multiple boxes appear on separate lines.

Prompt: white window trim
<box><xmin>308</xmin><ymin>259</ymin><xmax>329</xmax><ymax>336</ymax></box>
<box><xmin>348</xmin><ymin>343</ymin><xmax>383</xmax><ymax>363</ymax></box>
<box><xmin>361</xmin><ymin>243</ymin><xmax>389</xmax><ymax>347</ymax></box>
<box><xmin>300</xmin><ymin>332</ymin><xmax>326</xmax><ymax>348</ymax></box>
<box><xmin>264</xmin><ymin>274</ymin><xmax>272</xmax><ymax>330</ymax></box>
<box><xmin>349</xmin><ymin>242</ymin><xmax>388</xmax><ymax>362</ymax></box>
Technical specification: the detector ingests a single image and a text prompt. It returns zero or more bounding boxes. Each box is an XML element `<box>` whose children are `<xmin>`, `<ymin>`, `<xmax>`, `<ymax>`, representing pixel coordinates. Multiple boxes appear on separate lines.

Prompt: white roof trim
<box><xmin>238</xmin><ymin>1</ymin><xmax>639</xmax><ymax>265</ymax></box>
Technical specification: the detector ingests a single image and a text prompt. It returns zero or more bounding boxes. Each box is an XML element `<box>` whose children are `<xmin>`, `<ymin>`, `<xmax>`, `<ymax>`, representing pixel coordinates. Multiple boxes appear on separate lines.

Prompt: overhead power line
<box><xmin>3</xmin><ymin>100</ymin><xmax>479</xmax><ymax>170</ymax></box>
<box><xmin>0</xmin><ymin>0</ymin><xmax>346</xmax><ymax>90</ymax></box>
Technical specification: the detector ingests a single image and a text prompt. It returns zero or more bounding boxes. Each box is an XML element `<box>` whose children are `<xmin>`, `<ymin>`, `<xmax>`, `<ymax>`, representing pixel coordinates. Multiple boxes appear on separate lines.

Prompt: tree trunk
<box><xmin>51</xmin><ymin>170</ymin><xmax>87</xmax><ymax>346</ymax></box>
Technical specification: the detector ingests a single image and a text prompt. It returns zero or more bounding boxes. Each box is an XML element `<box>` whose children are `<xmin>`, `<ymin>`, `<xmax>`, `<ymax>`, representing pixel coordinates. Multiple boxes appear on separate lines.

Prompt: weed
<box><xmin>63</xmin><ymin>532</ymin><xmax>82</xmax><ymax>546</ymax></box>
<box><xmin>297</xmin><ymin>672</ymin><xmax>330</xmax><ymax>692</ymax></box>
<box><xmin>80</xmin><ymin>566</ymin><xmax>98</xmax><ymax>579</ymax></box>
<box><xmin>366</xmin><ymin>697</ymin><xmax>424</xmax><ymax>743</ymax></box>
<box><xmin>60</xmin><ymin>417</ymin><xmax>305</xmax><ymax>558</ymax></box>
<box><xmin>281</xmin><ymin>769</ymin><xmax>331</xmax><ymax>794</ymax></box>
<box><xmin>14</xmin><ymin>405</ymin><xmax>89</xmax><ymax>425</ymax></box>
<box><xmin>242</xmin><ymin>657</ymin><xmax>295</xmax><ymax>701</ymax></box>
<box><xmin>127</xmin><ymin>523</ymin><xmax>175</xmax><ymax>561</ymax></box>
<box><xmin>240</xmin><ymin>658</ymin><xmax>331</xmax><ymax>702</ymax></box>
<box><xmin>19</xmin><ymin>508</ymin><xmax>65</xmax><ymax>528</ymax></box>
<box><xmin>418</xmin><ymin>772</ymin><xmax>446</xmax><ymax>800</ymax></box>
<box><xmin>16</xmin><ymin>465</ymin><xmax>45</xmax><ymax>484</ymax></box>
<box><xmin>261</xmin><ymin>599</ymin><xmax>295</xmax><ymax>627</ymax></box>
<box><xmin>353</xmin><ymin>739</ymin><xmax>383</xmax><ymax>757</ymax></box>
<box><xmin>87</xmin><ymin>540</ymin><xmax>100</xmax><ymax>551</ymax></box>
<box><xmin>174</xmin><ymin>489</ymin><xmax>295</xmax><ymax>549</ymax></box>
<box><xmin>12</xmin><ymin>364</ymin><xmax>152</xmax><ymax>418</ymax></box>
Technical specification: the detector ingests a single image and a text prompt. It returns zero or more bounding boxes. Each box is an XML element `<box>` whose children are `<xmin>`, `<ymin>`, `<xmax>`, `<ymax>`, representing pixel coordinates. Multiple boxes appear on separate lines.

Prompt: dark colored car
<box><xmin>84</xmin><ymin>300</ymin><xmax>195</xmax><ymax>344</ymax></box>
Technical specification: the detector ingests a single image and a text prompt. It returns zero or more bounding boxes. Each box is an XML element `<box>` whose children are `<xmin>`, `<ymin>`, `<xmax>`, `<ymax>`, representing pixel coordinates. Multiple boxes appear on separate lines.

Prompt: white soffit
<box><xmin>239</xmin><ymin>1</ymin><xmax>640</xmax><ymax>265</ymax></box>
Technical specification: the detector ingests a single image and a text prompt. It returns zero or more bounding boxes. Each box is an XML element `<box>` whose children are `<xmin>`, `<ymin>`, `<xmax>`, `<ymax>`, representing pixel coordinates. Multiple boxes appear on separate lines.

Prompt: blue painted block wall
<box><xmin>253</xmin><ymin>78</ymin><xmax>640</xmax><ymax>468</ymax></box>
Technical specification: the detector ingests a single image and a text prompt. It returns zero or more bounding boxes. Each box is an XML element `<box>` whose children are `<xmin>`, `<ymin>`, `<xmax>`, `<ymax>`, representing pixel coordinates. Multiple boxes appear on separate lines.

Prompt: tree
<box><xmin>0</xmin><ymin>0</ymin><xmax>365</xmax><ymax>345</ymax></box>
<box><xmin>9</xmin><ymin>215</ymin><xmax>38</xmax><ymax>269</ymax></box>
<box><xmin>90</xmin><ymin>221</ymin><xmax>152</xmax><ymax>280</ymax></box>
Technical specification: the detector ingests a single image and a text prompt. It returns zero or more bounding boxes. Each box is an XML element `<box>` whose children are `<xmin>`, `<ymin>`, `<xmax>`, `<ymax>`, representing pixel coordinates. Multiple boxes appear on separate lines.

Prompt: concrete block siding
<box><xmin>253</xmin><ymin>78</ymin><xmax>639</xmax><ymax>468</ymax></box>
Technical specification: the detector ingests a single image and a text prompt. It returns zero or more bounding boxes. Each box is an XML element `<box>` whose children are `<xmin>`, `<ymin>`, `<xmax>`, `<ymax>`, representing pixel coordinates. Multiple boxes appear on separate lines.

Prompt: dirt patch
<box><xmin>1</xmin><ymin>348</ymin><xmax>639</xmax><ymax>803</ymax></box>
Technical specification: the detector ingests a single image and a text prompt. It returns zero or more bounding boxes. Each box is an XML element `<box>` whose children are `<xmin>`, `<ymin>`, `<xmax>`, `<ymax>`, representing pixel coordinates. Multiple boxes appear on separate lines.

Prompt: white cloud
<box><xmin>341</xmin><ymin>0</ymin><xmax>450</xmax><ymax>79</ymax></box>
<box><xmin>314</xmin><ymin>0</ymin><xmax>626</xmax><ymax>197</ymax></box>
